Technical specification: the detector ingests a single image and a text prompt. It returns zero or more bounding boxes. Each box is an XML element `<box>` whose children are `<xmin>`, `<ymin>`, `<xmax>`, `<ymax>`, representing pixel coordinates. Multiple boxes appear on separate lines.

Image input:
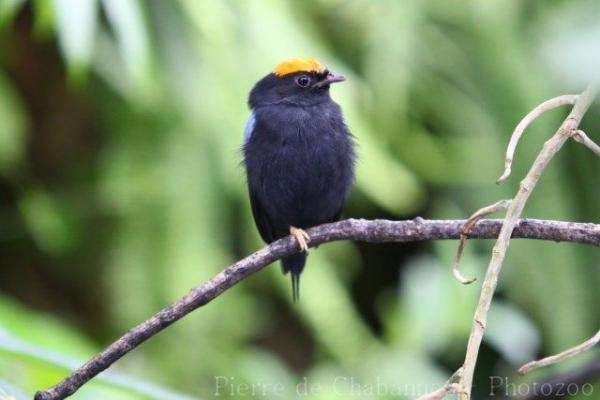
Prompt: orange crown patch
<box><xmin>273</xmin><ymin>57</ymin><xmax>326</xmax><ymax>77</ymax></box>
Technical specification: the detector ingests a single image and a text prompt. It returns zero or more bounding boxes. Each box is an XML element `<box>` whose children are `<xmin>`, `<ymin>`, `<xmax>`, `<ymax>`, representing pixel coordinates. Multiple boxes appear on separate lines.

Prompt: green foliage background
<box><xmin>0</xmin><ymin>0</ymin><xmax>599</xmax><ymax>399</ymax></box>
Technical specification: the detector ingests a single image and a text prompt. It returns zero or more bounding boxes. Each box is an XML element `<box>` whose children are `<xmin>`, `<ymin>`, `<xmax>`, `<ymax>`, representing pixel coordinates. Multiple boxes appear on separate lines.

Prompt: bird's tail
<box><xmin>281</xmin><ymin>253</ymin><xmax>307</xmax><ymax>302</ymax></box>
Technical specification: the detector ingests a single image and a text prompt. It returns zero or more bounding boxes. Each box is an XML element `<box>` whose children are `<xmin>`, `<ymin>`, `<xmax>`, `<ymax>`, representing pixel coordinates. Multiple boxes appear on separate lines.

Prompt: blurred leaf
<box><xmin>291</xmin><ymin>249</ymin><xmax>381</xmax><ymax>368</ymax></box>
<box><xmin>18</xmin><ymin>189</ymin><xmax>77</xmax><ymax>254</ymax></box>
<box><xmin>32</xmin><ymin>0</ymin><xmax>54</xmax><ymax>37</ymax></box>
<box><xmin>386</xmin><ymin>255</ymin><xmax>478</xmax><ymax>352</ymax></box>
<box><xmin>101</xmin><ymin>0</ymin><xmax>155</xmax><ymax>101</ymax></box>
<box><xmin>360</xmin><ymin>349</ymin><xmax>448</xmax><ymax>399</ymax></box>
<box><xmin>540</xmin><ymin>0</ymin><xmax>600</xmax><ymax>89</ymax></box>
<box><xmin>50</xmin><ymin>0</ymin><xmax>98</xmax><ymax>80</ymax></box>
<box><xmin>235</xmin><ymin>349</ymin><xmax>297</xmax><ymax>399</ymax></box>
<box><xmin>0</xmin><ymin>296</ymin><xmax>196</xmax><ymax>400</ymax></box>
<box><xmin>0</xmin><ymin>0</ymin><xmax>24</xmax><ymax>27</ymax></box>
<box><xmin>0</xmin><ymin>296</ymin><xmax>94</xmax><ymax>358</ymax></box>
<box><xmin>349</xmin><ymin>111</ymin><xmax>425</xmax><ymax>215</ymax></box>
<box><xmin>0</xmin><ymin>379</ymin><xmax>29</xmax><ymax>400</ymax></box>
<box><xmin>485</xmin><ymin>301</ymin><xmax>540</xmax><ymax>365</ymax></box>
<box><xmin>0</xmin><ymin>72</ymin><xmax>26</xmax><ymax>173</ymax></box>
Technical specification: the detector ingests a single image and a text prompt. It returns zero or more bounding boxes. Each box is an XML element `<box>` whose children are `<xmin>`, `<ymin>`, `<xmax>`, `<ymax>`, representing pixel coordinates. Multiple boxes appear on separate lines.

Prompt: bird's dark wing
<box><xmin>248</xmin><ymin>188</ymin><xmax>277</xmax><ymax>243</ymax></box>
<box><xmin>244</xmin><ymin>111</ymin><xmax>277</xmax><ymax>243</ymax></box>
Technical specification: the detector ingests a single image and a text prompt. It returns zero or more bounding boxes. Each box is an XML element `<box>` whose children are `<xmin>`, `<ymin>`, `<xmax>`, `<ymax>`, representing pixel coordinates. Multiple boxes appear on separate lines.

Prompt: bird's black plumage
<box><xmin>243</xmin><ymin>60</ymin><xmax>355</xmax><ymax>301</ymax></box>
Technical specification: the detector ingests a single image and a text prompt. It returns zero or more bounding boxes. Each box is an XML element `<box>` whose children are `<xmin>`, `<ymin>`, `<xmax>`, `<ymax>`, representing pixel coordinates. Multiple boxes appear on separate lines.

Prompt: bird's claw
<box><xmin>289</xmin><ymin>226</ymin><xmax>310</xmax><ymax>252</ymax></box>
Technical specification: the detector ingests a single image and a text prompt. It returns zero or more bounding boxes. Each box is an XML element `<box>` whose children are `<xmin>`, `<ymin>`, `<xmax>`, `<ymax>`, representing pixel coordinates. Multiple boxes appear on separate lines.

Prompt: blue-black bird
<box><xmin>243</xmin><ymin>58</ymin><xmax>356</xmax><ymax>301</ymax></box>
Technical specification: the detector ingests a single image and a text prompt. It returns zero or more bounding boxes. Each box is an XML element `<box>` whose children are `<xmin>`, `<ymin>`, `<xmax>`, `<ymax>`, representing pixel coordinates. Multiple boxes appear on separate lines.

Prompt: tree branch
<box><xmin>456</xmin><ymin>82</ymin><xmax>599</xmax><ymax>400</ymax></box>
<box><xmin>513</xmin><ymin>357</ymin><xmax>600</xmax><ymax>400</ymax></box>
<box><xmin>416</xmin><ymin>368</ymin><xmax>464</xmax><ymax>400</ymax></box>
<box><xmin>34</xmin><ymin>217</ymin><xmax>600</xmax><ymax>400</ymax></box>
<box><xmin>572</xmin><ymin>129</ymin><xmax>600</xmax><ymax>157</ymax></box>
<box><xmin>519</xmin><ymin>329</ymin><xmax>600</xmax><ymax>375</ymax></box>
<box><xmin>496</xmin><ymin>94</ymin><xmax>579</xmax><ymax>184</ymax></box>
<box><xmin>452</xmin><ymin>200</ymin><xmax>512</xmax><ymax>284</ymax></box>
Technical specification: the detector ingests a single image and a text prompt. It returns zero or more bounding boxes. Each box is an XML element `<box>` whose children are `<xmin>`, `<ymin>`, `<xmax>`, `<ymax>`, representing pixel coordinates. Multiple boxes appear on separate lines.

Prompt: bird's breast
<box><xmin>244</xmin><ymin>104</ymin><xmax>354</xmax><ymax>226</ymax></box>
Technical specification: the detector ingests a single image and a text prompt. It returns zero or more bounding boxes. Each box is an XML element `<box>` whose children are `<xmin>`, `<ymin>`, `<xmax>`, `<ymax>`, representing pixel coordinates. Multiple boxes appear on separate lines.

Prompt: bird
<box><xmin>242</xmin><ymin>57</ymin><xmax>356</xmax><ymax>301</ymax></box>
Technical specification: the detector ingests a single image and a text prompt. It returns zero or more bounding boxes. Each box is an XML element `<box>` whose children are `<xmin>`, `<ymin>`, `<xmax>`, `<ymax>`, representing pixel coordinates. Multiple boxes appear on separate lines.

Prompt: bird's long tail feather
<box><xmin>281</xmin><ymin>253</ymin><xmax>307</xmax><ymax>302</ymax></box>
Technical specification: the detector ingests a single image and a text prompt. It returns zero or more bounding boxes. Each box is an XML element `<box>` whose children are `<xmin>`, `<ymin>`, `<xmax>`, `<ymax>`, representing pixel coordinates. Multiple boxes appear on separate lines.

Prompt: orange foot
<box><xmin>289</xmin><ymin>226</ymin><xmax>310</xmax><ymax>252</ymax></box>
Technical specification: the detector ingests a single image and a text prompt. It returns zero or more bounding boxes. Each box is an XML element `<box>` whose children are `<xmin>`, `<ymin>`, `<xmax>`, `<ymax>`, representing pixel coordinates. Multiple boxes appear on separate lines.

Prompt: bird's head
<box><xmin>249</xmin><ymin>57</ymin><xmax>345</xmax><ymax>109</ymax></box>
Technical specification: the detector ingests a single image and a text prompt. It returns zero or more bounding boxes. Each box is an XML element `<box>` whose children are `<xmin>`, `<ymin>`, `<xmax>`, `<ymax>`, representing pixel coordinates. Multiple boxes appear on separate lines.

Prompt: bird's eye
<box><xmin>295</xmin><ymin>75</ymin><xmax>311</xmax><ymax>88</ymax></box>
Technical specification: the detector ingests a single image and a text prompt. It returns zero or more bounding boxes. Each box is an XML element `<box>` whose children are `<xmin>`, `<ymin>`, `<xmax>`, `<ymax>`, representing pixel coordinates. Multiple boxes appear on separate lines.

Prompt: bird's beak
<box><xmin>313</xmin><ymin>72</ymin><xmax>346</xmax><ymax>89</ymax></box>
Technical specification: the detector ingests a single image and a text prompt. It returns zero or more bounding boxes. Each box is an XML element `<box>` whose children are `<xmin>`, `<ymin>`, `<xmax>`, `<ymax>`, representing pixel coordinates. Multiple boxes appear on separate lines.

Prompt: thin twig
<box><xmin>518</xmin><ymin>329</ymin><xmax>600</xmax><ymax>375</ymax></box>
<box><xmin>416</xmin><ymin>368</ymin><xmax>464</xmax><ymax>400</ymax></box>
<box><xmin>34</xmin><ymin>218</ymin><xmax>600</xmax><ymax>400</ymax></box>
<box><xmin>497</xmin><ymin>94</ymin><xmax>579</xmax><ymax>184</ymax></box>
<box><xmin>511</xmin><ymin>357</ymin><xmax>600</xmax><ymax>400</ymax></box>
<box><xmin>572</xmin><ymin>130</ymin><xmax>600</xmax><ymax>157</ymax></box>
<box><xmin>416</xmin><ymin>384</ymin><xmax>462</xmax><ymax>400</ymax></box>
<box><xmin>458</xmin><ymin>82</ymin><xmax>599</xmax><ymax>400</ymax></box>
<box><xmin>452</xmin><ymin>200</ymin><xmax>511</xmax><ymax>284</ymax></box>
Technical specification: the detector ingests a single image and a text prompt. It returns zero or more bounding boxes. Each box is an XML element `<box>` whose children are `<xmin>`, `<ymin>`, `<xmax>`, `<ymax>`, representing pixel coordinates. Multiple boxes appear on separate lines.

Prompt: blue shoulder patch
<box><xmin>243</xmin><ymin>112</ymin><xmax>256</xmax><ymax>145</ymax></box>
